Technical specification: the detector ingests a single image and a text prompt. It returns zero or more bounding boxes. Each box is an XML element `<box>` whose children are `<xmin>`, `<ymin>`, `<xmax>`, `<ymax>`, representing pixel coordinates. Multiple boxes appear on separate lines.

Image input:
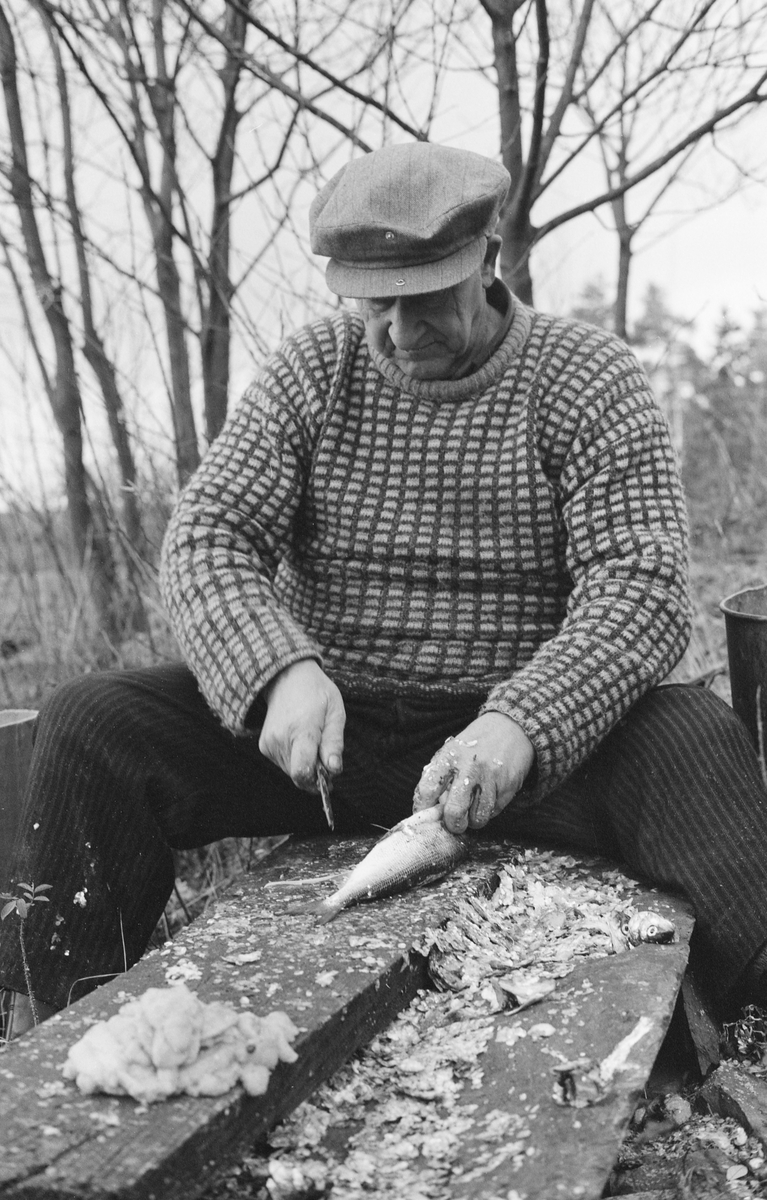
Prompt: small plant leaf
<box><xmin>15</xmin><ymin>899</ymin><xmax>28</xmax><ymax>919</ymax></box>
<box><xmin>34</xmin><ymin>895</ymin><xmax>50</xmax><ymax>903</ymax></box>
<box><xmin>34</xmin><ymin>884</ymin><xmax>53</xmax><ymax>894</ymax></box>
<box><xmin>1</xmin><ymin>900</ymin><xmax>16</xmax><ymax>920</ymax></box>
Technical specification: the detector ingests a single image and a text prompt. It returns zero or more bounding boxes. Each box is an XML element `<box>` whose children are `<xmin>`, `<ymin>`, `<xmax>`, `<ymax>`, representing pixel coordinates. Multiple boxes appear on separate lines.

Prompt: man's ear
<box><xmin>481</xmin><ymin>234</ymin><xmax>503</xmax><ymax>287</ymax></box>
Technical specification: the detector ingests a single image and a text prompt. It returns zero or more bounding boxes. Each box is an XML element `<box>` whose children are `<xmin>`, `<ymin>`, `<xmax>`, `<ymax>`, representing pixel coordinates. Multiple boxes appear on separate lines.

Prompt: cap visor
<box><xmin>325</xmin><ymin>239</ymin><xmax>483</xmax><ymax>298</ymax></box>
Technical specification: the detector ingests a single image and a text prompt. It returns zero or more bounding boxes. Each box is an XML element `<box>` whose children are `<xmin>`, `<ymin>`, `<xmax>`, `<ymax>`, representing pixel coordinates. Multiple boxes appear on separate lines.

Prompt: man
<box><xmin>2</xmin><ymin>142</ymin><xmax>767</xmax><ymax>1039</ymax></box>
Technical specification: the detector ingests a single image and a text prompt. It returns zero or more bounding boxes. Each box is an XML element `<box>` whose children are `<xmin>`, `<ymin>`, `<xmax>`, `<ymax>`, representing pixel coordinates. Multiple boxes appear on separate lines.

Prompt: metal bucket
<box><xmin>0</xmin><ymin>709</ymin><xmax>38</xmax><ymax>888</ymax></box>
<box><xmin>720</xmin><ymin>584</ymin><xmax>767</xmax><ymax>752</ymax></box>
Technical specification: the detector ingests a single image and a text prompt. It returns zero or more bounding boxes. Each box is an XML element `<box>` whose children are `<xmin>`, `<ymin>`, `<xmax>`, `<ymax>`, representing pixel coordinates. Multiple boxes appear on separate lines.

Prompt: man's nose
<box><xmin>387</xmin><ymin>298</ymin><xmax>425</xmax><ymax>347</ymax></box>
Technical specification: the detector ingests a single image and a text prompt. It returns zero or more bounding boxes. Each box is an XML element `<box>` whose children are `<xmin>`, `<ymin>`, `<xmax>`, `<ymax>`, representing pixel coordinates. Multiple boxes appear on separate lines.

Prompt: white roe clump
<box><xmin>62</xmin><ymin>984</ymin><xmax>299</xmax><ymax>1104</ymax></box>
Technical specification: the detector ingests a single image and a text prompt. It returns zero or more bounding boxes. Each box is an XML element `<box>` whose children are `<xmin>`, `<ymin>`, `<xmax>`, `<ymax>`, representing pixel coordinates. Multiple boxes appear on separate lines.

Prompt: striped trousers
<box><xmin>1</xmin><ymin>665</ymin><xmax>765</xmax><ymax>1011</ymax></box>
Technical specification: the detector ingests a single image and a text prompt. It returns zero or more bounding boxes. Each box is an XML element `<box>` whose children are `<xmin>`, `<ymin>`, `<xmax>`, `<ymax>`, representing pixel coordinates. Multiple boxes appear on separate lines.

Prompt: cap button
<box><xmin>385</xmin><ymin>231</ymin><xmax>395</xmax><ymax>240</ymax></box>
<box><xmin>395</xmin><ymin>278</ymin><xmax>405</xmax><ymax>287</ymax></box>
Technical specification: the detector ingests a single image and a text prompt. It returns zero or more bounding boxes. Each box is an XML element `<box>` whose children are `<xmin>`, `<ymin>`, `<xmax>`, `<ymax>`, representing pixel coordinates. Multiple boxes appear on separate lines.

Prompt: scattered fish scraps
<box><xmin>419</xmin><ymin>849</ymin><xmax>675</xmax><ymax>1015</ymax></box>
<box><xmin>210</xmin><ymin>850</ymin><xmax>684</xmax><ymax>1200</ymax></box>
<box><xmin>285</xmin><ymin>807</ymin><xmax>469</xmax><ymax>923</ymax></box>
<box><xmin>258</xmin><ymin>990</ymin><xmax>503</xmax><ymax>1200</ymax></box>
<box><xmin>62</xmin><ymin>984</ymin><xmax>299</xmax><ymax>1104</ymax></box>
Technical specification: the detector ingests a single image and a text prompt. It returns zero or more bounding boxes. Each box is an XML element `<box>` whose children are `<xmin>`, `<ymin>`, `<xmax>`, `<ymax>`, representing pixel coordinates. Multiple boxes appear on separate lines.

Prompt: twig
<box><xmin>66</xmin><ymin>907</ymin><xmax>128</xmax><ymax>1008</ymax></box>
<box><xmin>17</xmin><ymin>923</ymin><xmax>39</xmax><ymax>1026</ymax></box>
<box><xmin>66</xmin><ymin>972</ymin><xmax>118</xmax><ymax>1009</ymax></box>
<box><xmin>687</xmin><ymin>662</ymin><xmax>727</xmax><ymax>689</ymax></box>
<box><xmin>0</xmin><ymin>883</ymin><xmax>51</xmax><ymax>1026</ymax></box>
<box><xmin>172</xmin><ymin>881</ymin><xmax>192</xmax><ymax>925</ymax></box>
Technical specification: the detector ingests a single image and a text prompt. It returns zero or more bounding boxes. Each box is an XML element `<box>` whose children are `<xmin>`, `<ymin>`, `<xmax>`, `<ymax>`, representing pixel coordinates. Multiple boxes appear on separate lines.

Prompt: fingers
<box><xmin>413</xmin><ymin>738</ymin><xmax>489</xmax><ymax>832</ymax></box>
<box><xmin>319</xmin><ymin>692</ymin><xmax>346</xmax><ymax>777</ymax></box>
<box><xmin>259</xmin><ymin>661</ymin><xmax>346</xmax><ymax>791</ymax></box>
<box><xmin>413</xmin><ymin>732</ymin><xmax>477</xmax><ymax>812</ymax></box>
<box><xmin>413</xmin><ymin>747</ymin><xmax>457</xmax><ymax>810</ymax></box>
<box><xmin>288</xmin><ymin>730</ymin><xmax>323</xmax><ymax>790</ymax></box>
<box><xmin>412</xmin><ymin>714</ymin><xmax>536</xmax><ymax>833</ymax></box>
<box><xmin>442</xmin><ymin>753</ymin><xmax>486</xmax><ymax>833</ymax></box>
<box><xmin>468</xmin><ymin>779</ymin><xmax>497</xmax><ymax>829</ymax></box>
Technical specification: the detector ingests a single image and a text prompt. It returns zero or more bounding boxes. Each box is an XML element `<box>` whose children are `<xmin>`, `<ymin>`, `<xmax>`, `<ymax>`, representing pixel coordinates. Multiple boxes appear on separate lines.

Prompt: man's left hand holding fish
<box><xmin>413</xmin><ymin>712</ymin><xmax>535</xmax><ymax>834</ymax></box>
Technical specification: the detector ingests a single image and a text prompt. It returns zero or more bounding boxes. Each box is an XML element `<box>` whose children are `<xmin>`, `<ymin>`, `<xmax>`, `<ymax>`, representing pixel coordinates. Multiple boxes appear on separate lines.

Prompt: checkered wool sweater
<box><xmin>160</xmin><ymin>297</ymin><xmax>690</xmax><ymax>799</ymax></box>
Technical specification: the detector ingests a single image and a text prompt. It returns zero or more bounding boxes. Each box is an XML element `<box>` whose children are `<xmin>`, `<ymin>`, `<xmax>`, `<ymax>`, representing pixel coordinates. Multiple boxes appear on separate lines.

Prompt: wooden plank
<box><xmin>0</xmin><ymin>837</ymin><xmax>693</xmax><ymax>1200</ymax></box>
<box><xmin>272</xmin><ymin>886</ymin><xmax>693</xmax><ymax>1200</ymax></box>
<box><xmin>0</xmin><ymin>710</ymin><xmax>37</xmax><ymax>888</ymax></box>
<box><xmin>680</xmin><ymin>969</ymin><xmax>720</xmax><ymax>1076</ymax></box>
<box><xmin>450</xmin><ymin>895</ymin><xmax>693</xmax><ymax>1200</ymax></box>
<box><xmin>0</xmin><ymin>834</ymin><xmax>502</xmax><ymax>1199</ymax></box>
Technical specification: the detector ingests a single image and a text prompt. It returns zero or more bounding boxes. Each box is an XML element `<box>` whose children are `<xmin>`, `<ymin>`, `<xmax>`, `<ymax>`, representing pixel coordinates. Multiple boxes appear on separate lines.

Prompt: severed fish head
<box><xmin>623</xmin><ymin>910</ymin><xmax>675</xmax><ymax>946</ymax></box>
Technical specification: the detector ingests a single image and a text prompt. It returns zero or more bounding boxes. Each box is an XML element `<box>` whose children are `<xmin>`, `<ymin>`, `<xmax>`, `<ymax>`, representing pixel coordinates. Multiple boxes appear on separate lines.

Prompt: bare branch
<box><xmin>213</xmin><ymin>0</ymin><xmax>427</xmax><ymax>140</ymax></box>
<box><xmin>535</xmin><ymin>0</ymin><xmax>596</xmax><ymax>179</ymax></box>
<box><xmin>514</xmin><ymin>0</ymin><xmax>549</xmax><ymax>221</ymax></box>
<box><xmin>537</xmin><ymin>0</ymin><xmax>726</xmax><ymax>203</ymax></box>
<box><xmin>534</xmin><ymin>68</ymin><xmax>767</xmax><ymax>244</ymax></box>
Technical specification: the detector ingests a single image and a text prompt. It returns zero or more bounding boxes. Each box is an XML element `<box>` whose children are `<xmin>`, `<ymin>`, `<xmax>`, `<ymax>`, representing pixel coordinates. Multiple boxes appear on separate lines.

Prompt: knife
<box><xmin>316</xmin><ymin>763</ymin><xmax>334</xmax><ymax>830</ymax></box>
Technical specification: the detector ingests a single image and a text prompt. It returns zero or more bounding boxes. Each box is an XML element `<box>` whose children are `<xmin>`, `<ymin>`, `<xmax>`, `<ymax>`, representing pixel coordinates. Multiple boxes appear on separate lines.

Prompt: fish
<box><xmin>624</xmin><ymin>910</ymin><xmax>676</xmax><ymax>946</ymax></box>
<box><xmin>287</xmin><ymin>806</ymin><xmax>469</xmax><ymax>924</ymax></box>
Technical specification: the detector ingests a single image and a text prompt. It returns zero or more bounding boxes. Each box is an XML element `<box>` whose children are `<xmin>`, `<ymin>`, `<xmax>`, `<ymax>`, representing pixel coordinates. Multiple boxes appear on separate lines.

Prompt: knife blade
<box><xmin>316</xmin><ymin>763</ymin><xmax>334</xmax><ymax>830</ymax></box>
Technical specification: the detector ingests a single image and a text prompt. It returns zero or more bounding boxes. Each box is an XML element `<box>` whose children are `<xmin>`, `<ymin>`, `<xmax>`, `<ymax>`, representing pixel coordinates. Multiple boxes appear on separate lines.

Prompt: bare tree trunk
<box><xmin>613</xmin><ymin>214</ymin><xmax>634</xmax><ymax>342</ymax></box>
<box><xmin>32</xmin><ymin>0</ymin><xmax>144</xmax><ymax>554</ymax></box>
<box><xmin>610</xmin><ymin>149</ymin><xmax>635</xmax><ymax>341</ymax></box>
<box><xmin>153</xmin><ymin>212</ymin><xmax>199</xmax><ymax>483</ymax></box>
<box><xmin>117</xmin><ymin>0</ymin><xmax>199</xmax><ymax>485</ymax></box>
<box><xmin>0</xmin><ymin>0</ymin><xmax>118</xmax><ymax>640</ymax></box>
<box><xmin>148</xmin><ymin>0</ymin><xmax>198</xmax><ymax>482</ymax></box>
<box><xmin>201</xmin><ymin>0</ymin><xmax>249</xmax><ymax>443</ymax></box>
<box><xmin>481</xmin><ymin>0</ymin><xmax>536</xmax><ymax>302</ymax></box>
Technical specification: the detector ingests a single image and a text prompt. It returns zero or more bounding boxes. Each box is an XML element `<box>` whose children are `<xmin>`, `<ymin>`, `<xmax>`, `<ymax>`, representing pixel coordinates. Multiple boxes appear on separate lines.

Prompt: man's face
<box><xmin>354</xmin><ymin>239</ymin><xmax>501</xmax><ymax>381</ymax></box>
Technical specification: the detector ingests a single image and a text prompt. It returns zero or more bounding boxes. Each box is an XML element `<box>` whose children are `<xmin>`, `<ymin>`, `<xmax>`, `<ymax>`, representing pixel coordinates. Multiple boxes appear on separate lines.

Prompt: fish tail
<box><xmin>285</xmin><ymin>897</ymin><xmax>342</xmax><ymax>924</ymax></box>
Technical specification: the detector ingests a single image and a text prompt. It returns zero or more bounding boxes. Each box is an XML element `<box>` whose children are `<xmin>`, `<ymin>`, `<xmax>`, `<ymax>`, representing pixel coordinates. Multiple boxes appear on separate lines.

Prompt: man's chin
<box><xmin>393</xmin><ymin>352</ymin><xmax>454</xmax><ymax>380</ymax></box>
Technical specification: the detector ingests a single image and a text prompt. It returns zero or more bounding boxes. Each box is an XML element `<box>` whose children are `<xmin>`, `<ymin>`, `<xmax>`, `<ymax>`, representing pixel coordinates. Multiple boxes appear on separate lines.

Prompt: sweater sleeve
<box><xmin>479</xmin><ymin>333</ymin><xmax>691</xmax><ymax>801</ymax></box>
<box><xmin>160</xmin><ymin>318</ymin><xmax>349</xmax><ymax>732</ymax></box>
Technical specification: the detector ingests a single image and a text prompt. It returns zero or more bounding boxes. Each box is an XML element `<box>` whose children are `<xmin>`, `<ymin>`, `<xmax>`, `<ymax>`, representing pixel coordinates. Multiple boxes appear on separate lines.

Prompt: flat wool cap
<box><xmin>310</xmin><ymin>143</ymin><xmax>510</xmax><ymax>298</ymax></box>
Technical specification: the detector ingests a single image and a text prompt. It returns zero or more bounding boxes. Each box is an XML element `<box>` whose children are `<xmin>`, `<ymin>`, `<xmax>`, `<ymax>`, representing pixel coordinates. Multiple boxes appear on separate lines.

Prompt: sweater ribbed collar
<box><xmin>367</xmin><ymin>287</ymin><xmax>534</xmax><ymax>401</ymax></box>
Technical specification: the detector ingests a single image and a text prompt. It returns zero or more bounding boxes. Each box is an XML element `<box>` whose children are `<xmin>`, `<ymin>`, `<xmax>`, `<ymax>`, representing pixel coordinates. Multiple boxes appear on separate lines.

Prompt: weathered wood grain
<box><xmin>0</xmin><ymin>836</ymin><xmax>694</xmax><ymax>1200</ymax></box>
<box><xmin>298</xmin><ymin>885</ymin><xmax>693</xmax><ymax>1200</ymax></box>
<box><xmin>0</xmin><ymin>834</ymin><xmax>502</xmax><ymax>1199</ymax></box>
<box><xmin>680</xmin><ymin>969</ymin><xmax>721</xmax><ymax>1077</ymax></box>
<box><xmin>450</xmin><ymin>892</ymin><xmax>693</xmax><ymax>1200</ymax></box>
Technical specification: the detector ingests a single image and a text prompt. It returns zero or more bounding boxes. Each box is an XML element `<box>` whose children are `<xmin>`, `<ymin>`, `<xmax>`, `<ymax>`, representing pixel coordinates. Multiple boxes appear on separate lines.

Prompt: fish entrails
<box><xmin>287</xmin><ymin>807</ymin><xmax>469</xmax><ymax>923</ymax></box>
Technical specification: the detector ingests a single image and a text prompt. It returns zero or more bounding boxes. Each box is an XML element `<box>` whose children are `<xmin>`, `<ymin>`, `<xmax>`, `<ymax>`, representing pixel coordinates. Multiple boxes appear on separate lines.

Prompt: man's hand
<box><xmin>413</xmin><ymin>712</ymin><xmax>535</xmax><ymax>833</ymax></box>
<box><xmin>259</xmin><ymin>660</ymin><xmax>345</xmax><ymax>791</ymax></box>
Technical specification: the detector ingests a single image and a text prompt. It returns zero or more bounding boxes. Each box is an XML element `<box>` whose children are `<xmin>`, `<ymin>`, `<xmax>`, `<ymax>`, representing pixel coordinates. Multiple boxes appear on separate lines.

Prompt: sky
<box><xmin>532</xmin><ymin>161</ymin><xmax>767</xmax><ymax>350</ymax></box>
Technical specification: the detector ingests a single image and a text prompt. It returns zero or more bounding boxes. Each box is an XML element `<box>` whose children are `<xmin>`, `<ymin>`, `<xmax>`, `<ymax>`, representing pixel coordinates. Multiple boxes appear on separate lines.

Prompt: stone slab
<box><xmin>699</xmin><ymin>1060</ymin><xmax>767</xmax><ymax>1148</ymax></box>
